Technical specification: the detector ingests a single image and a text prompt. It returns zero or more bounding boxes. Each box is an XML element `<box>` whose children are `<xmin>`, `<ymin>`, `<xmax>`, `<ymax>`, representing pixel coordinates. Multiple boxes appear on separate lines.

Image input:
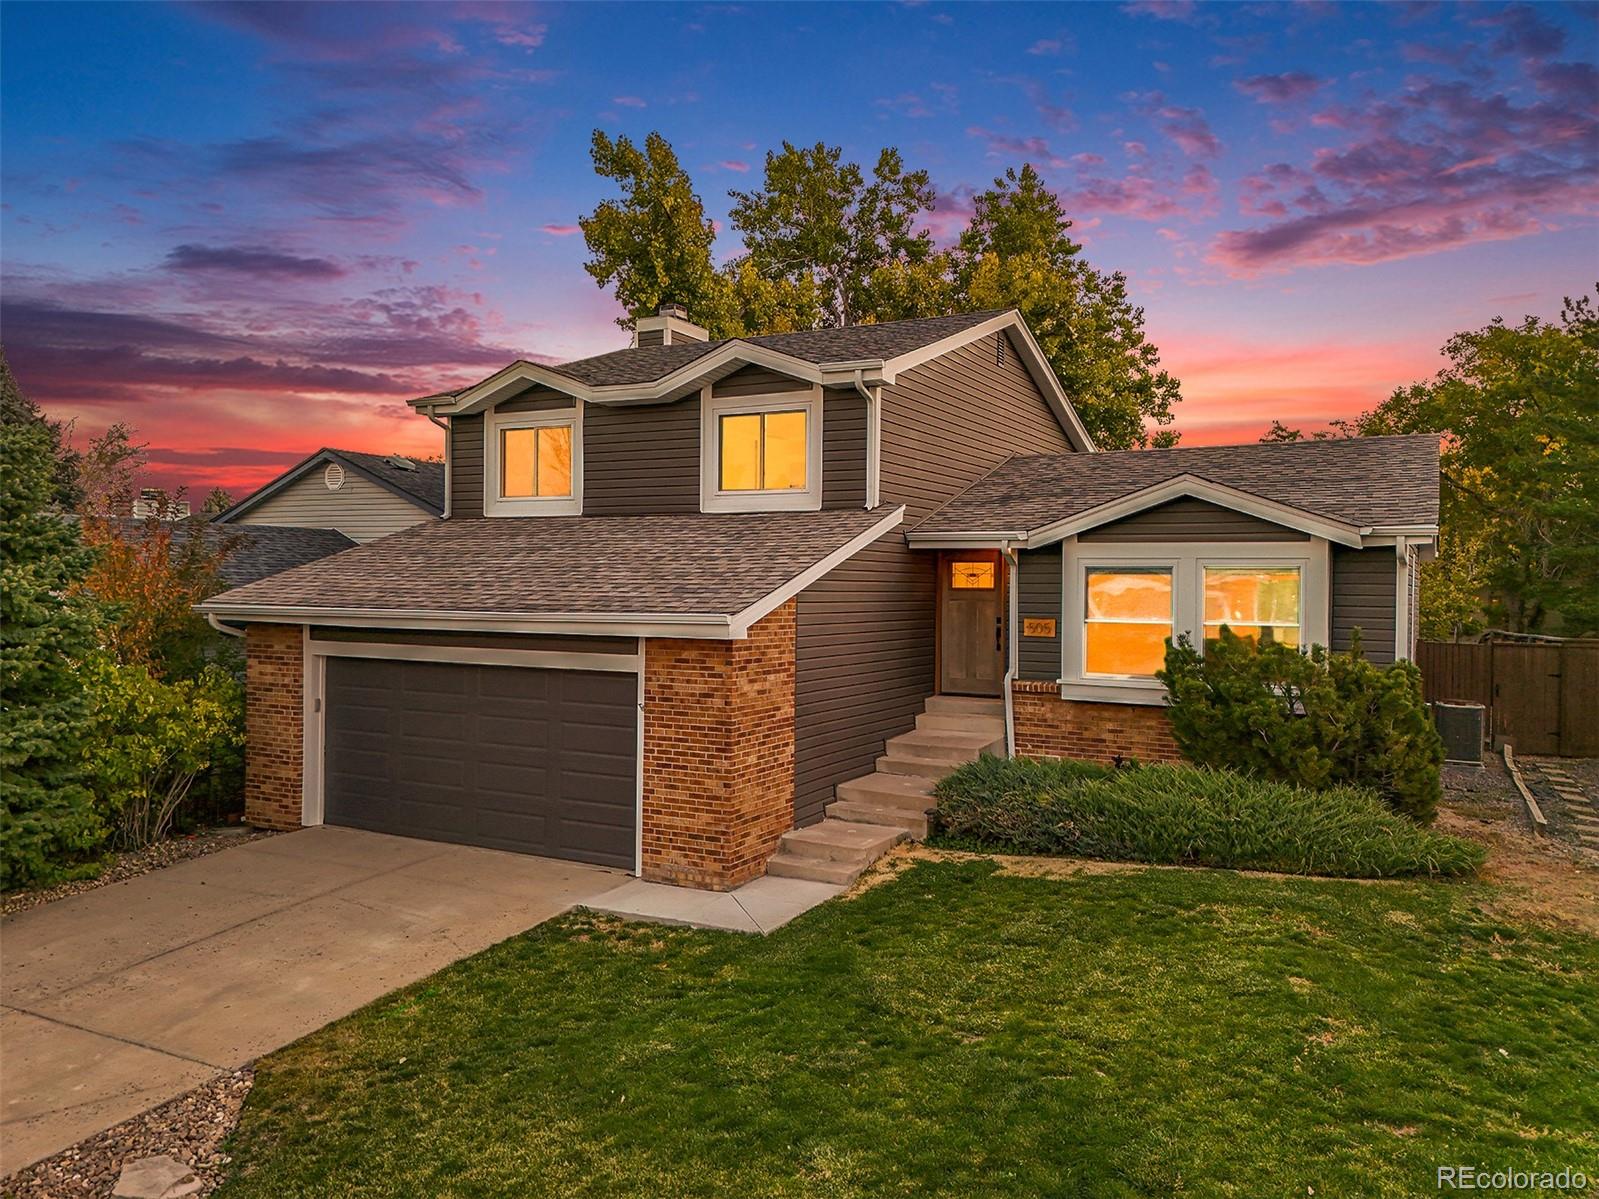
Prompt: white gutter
<box><xmin>1001</xmin><ymin>542</ymin><xmax>1019</xmax><ymax>759</ymax></box>
<box><xmin>421</xmin><ymin>405</ymin><xmax>452</xmax><ymax>519</ymax></box>
<box><xmin>206</xmin><ymin>612</ymin><xmax>245</xmax><ymax>638</ymax></box>
<box><xmin>851</xmin><ymin>368</ymin><xmax>883</xmax><ymax>509</ymax></box>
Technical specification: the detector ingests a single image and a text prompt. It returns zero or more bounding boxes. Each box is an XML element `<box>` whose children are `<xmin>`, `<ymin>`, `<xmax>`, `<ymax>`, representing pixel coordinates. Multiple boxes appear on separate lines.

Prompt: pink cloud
<box><xmin>1121</xmin><ymin>0</ymin><xmax>1199</xmax><ymax>23</ymax></box>
<box><xmin>717</xmin><ymin>159</ymin><xmax>750</xmax><ymax>173</ymax></box>
<box><xmin>1027</xmin><ymin>39</ymin><xmax>1063</xmax><ymax>56</ymax></box>
<box><xmin>1234</xmin><ymin>72</ymin><xmax>1325</xmax><ymax>104</ymax></box>
<box><xmin>541</xmin><ymin>223</ymin><xmax>581</xmax><ymax>236</ymax></box>
<box><xmin>612</xmin><ymin>95</ymin><xmax>647</xmax><ymax>108</ymax></box>
<box><xmin>966</xmin><ymin>126</ymin><xmax>1068</xmax><ymax>169</ymax></box>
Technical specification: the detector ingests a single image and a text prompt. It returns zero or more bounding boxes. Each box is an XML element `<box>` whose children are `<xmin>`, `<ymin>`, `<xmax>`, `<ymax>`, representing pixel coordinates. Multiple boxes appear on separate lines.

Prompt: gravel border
<box><xmin>2</xmin><ymin>827</ymin><xmax>277</xmax><ymax>918</ymax></box>
<box><xmin>2</xmin><ymin>1069</ymin><xmax>252</xmax><ymax>1199</ymax></box>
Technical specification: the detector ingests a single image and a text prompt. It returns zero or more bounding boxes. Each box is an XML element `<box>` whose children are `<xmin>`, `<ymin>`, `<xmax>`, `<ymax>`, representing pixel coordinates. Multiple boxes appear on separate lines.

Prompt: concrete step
<box><xmin>766</xmin><ymin>854</ymin><xmax>866</xmax><ymax>886</ymax></box>
<box><xmin>777</xmin><ymin>820</ymin><xmax>905</xmax><ymax>863</ymax></box>
<box><xmin>836</xmin><ymin>771</ymin><xmax>937</xmax><ymax>809</ymax></box>
<box><xmin>916</xmin><ymin>711</ymin><xmax>1006</xmax><ymax>736</ymax></box>
<box><xmin>884</xmin><ymin>729</ymin><xmax>1003</xmax><ymax>765</ymax></box>
<box><xmin>924</xmin><ymin>694</ymin><xmax>1005</xmax><ymax>718</ymax></box>
<box><xmin>876</xmin><ymin>753</ymin><xmax>953</xmax><ymax>780</ymax></box>
<box><xmin>826</xmin><ymin>799</ymin><xmax>930</xmax><ymax>839</ymax></box>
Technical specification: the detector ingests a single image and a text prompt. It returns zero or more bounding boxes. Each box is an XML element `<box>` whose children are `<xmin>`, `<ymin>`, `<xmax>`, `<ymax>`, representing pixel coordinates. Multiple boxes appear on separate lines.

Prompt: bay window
<box><xmin>1084</xmin><ymin>567</ymin><xmax>1173</xmax><ymax>678</ymax></box>
<box><xmin>1203</xmin><ymin>566</ymin><xmax>1301</xmax><ymax>648</ymax></box>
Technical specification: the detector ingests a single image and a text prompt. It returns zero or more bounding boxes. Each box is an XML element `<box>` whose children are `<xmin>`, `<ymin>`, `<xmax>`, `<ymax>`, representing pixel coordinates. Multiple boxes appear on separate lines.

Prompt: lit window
<box><xmin>1084</xmin><ymin>567</ymin><xmax>1173</xmax><ymax>677</ymax></box>
<box><xmin>719</xmin><ymin>409</ymin><xmax>807</xmax><ymax>492</ymax></box>
<box><xmin>950</xmin><ymin>561</ymin><xmax>996</xmax><ymax>590</ymax></box>
<box><xmin>500</xmin><ymin>424</ymin><xmax>573</xmax><ymax>499</ymax></box>
<box><xmin>1203</xmin><ymin>566</ymin><xmax>1301</xmax><ymax>648</ymax></box>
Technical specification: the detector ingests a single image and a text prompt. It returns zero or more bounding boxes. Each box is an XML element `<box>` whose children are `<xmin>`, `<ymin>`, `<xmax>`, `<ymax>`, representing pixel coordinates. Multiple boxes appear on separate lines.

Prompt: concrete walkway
<box><xmin>587</xmin><ymin>873</ymin><xmax>845</xmax><ymax>933</ymax></box>
<box><xmin>0</xmin><ymin>827</ymin><xmax>623</xmax><ymax>1175</ymax></box>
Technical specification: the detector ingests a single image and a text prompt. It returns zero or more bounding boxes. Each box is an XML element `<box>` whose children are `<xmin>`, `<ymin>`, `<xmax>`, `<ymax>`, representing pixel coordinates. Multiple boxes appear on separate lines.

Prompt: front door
<box><xmin>939</xmin><ymin>552</ymin><xmax>1005</xmax><ymax>696</ymax></box>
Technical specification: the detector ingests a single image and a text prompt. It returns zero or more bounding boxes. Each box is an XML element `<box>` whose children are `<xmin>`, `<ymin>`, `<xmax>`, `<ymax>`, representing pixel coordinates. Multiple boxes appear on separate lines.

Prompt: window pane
<box><xmin>719</xmin><ymin>413</ymin><xmax>762</xmax><ymax>491</ymax></box>
<box><xmin>762</xmin><ymin>410</ymin><xmax>808</xmax><ymax>491</ymax></box>
<box><xmin>950</xmin><ymin>561</ymin><xmax>995</xmax><ymax>590</ymax></box>
<box><xmin>1086</xmin><ymin>568</ymin><xmax>1172</xmax><ymax>621</ymax></box>
<box><xmin>1085</xmin><ymin>622</ymin><xmax>1171</xmax><ymax>676</ymax></box>
<box><xmin>500</xmin><ymin>428</ymin><xmax>536</xmax><ymax>498</ymax></box>
<box><xmin>1204</xmin><ymin>567</ymin><xmax>1301</xmax><ymax>625</ymax></box>
<box><xmin>1203</xmin><ymin>625</ymin><xmax>1301</xmax><ymax>650</ymax></box>
<box><xmin>536</xmin><ymin>425</ymin><xmax>572</xmax><ymax>497</ymax></box>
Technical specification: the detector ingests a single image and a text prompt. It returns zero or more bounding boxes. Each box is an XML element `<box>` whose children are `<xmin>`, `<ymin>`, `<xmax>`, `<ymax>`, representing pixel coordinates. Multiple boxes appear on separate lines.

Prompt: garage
<box><xmin>321</xmin><ymin>656</ymin><xmax>638</xmax><ymax>869</ymax></box>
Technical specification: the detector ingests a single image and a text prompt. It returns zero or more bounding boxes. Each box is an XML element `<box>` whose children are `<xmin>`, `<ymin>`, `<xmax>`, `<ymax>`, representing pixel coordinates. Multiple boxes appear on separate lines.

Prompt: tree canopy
<box><xmin>580</xmin><ymin>134</ymin><xmax>1182</xmax><ymax>449</ymax></box>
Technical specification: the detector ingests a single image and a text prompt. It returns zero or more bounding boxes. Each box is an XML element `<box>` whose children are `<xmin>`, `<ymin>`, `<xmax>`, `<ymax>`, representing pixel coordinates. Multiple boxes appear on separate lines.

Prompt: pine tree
<box><xmin>1</xmin><ymin>369</ymin><xmax>106</xmax><ymax>887</ymax></box>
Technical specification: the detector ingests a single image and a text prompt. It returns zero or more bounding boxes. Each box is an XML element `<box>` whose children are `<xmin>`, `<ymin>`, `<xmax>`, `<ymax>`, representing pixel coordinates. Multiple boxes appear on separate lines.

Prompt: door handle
<box><xmin>995</xmin><ymin>616</ymin><xmax>1003</xmax><ymax>653</ymax></box>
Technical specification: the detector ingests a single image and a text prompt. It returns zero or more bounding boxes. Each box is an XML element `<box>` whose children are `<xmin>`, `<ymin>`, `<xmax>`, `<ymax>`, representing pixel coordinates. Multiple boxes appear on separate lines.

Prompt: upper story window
<box><xmin>701</xmin><ymin>387</ymin><xmax>823</xmax><ymax>513</ymax></box>
<box><xmin>485</xmin><ymin>407</ymin><xmax>582</xmax><ymax>516</ymax></box>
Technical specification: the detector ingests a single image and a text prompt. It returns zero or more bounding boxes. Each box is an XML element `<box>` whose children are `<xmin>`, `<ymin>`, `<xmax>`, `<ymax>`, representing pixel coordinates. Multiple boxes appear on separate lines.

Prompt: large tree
<box><xmin>579</xmin><ymin>131</ymin><xmax>738</xmax><ymax>337</ymax></box>
<box><xmin>729</xmin><ymin>142</ymin><xmax>936</xmax><ymax>328</ymax></box>
<box><xmin>0</xmin><ymin>361</ymin><xmax>104</xmax><ymax>887</ymax></box>
<box><xmin>956</xmin><ymin>166</ymin><xmax>1181</xmax><ymax>450</ymax></box>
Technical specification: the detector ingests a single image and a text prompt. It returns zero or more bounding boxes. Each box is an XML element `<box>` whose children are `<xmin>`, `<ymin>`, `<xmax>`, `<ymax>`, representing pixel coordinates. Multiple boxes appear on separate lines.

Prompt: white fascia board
<box><xmin>1022</xmin><ymin>475</ymin><xmax>1364</xmax><ymax>549</ymax></box>
<box><xmin>420</xmin><ymin>344</ymin><xmax>831</xmax><ymax>415</ymax></box>
<box><xmin>195</xmin><ymin>603</ymin><xmax>737</xmax><ymax>639</ymax></box>
<box><xmin>875</xmin><ymin>311</ymin><xmax>1097</xmax><ymax>454</ymax></box>
<box><xmin>728</xmin><ymin>506</ymin><xmax>907</xmax><ymax>636</ymax></box>
<box><xmin>904</xmin><ymin>531</ymin><xmax>1026</xmax><ymax>549</ymax></box>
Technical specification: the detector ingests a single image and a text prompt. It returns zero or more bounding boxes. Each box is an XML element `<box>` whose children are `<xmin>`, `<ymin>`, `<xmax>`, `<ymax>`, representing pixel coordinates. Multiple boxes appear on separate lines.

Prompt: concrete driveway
<box><xmin>1</xmin><ymin>826</ymin><xmax>624</xmax><ymax>1174</ymax></box>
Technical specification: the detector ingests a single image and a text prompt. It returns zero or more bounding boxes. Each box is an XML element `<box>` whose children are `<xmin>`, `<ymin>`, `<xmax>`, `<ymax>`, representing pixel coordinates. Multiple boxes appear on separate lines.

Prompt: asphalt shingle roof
<box><xmin>105</xmin><ymin>519</ymin><xmax>356</xmax><ymax>587</ymax></box>
<box><xmin>538</xmin><ymin>311</ymin><xmax>1005</xmax><ymax>389</ymax></box>
<box><xmin>331</xmin><ymin>450</ymin><xmax>445</xmax><ymax>514</ymax></box>
<box><xmin>202</xmin><ymin>507</ymin><xmax>900</xmax><ymax>618</ymax></box>
<box><xmin>914</xmin><ymin>435</ymin><xmax>1440</xmax><ymax>535</ymax></box>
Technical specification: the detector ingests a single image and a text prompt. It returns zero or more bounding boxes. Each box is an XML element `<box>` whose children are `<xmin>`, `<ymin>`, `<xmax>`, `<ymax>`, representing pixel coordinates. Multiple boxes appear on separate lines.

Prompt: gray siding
<box><xmin>449</xmin><ymin>414</ymin><xmax>485</xmax><ymax>518</ymax></box>
<box><xmin>1017</xmin><ymin>544</ymin><xmax>1063</xmax><ymax>681</ymax></box>
<box><xmin>497</xmin><ymin>387</ymin><xmax>576</xmax><ymax>414</ymax></box>
<box><xmin>879</xmin><ymin>330</ymin><xmax>1075</xmax><ymax>524</ymax></box>
<box><xmin>584</xmin><ymin>397</ymin><xmax>701</xmax><ymax>515</ymax></box>
<box><xmin>1079</xmin><ymin>498</ymin><xmax>1310</xmax><ymax>542</ymax></box>
<box><xmin>794</xmin><ymin>534</ymin><xmax>935</xmax><ymax>825</ymax></box>
<box><xmin>1331</xmin><ymin>546</ymin><xmax>1397</xmax><ymax>663</ymax></box>
<box><xmin>711</xmin><ymin>366</ymin><xmax>809</xmax><ymax>398</ymax></box>
<box><xmin>822</xmin><ymin>388</ymin><xmax>866</xmax><ymax>509</ymax></box>
<box><xmin>237</xmin><ymin>471</ymin><xmax>430</xmax><ymax>543</ymax></box>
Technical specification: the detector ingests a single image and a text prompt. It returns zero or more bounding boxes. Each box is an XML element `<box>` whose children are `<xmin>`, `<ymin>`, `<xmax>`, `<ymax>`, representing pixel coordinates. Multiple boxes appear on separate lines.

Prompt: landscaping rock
<box><xmin>112</xmin><ymin>1155</ymin><xmax>201</xmax><ymax>1199</ymax></box>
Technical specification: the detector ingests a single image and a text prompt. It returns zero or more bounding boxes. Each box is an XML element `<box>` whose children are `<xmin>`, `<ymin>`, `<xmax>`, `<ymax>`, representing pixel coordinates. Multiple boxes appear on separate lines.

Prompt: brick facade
<box><xmin>244</xmin><ymin>623</ymin><xmax>304</xmax><ymax>830</ymax></box>
<box><xmin>1011</xmin><ymin>679</ymin><xmax>1182</xmax><ymax>765</ymax></box>
<box><xmin>642</xmin><ymin>601</ymin><xmax>797</xmax><ymax>890</ymax></box>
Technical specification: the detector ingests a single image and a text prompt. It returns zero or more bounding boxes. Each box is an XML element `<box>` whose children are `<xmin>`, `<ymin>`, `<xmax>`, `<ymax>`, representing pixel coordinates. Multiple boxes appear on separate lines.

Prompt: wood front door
<box><xmin>939</xmin><ymin>552</ymin><xmax>1005</xmax><ymax>696</ymax></box>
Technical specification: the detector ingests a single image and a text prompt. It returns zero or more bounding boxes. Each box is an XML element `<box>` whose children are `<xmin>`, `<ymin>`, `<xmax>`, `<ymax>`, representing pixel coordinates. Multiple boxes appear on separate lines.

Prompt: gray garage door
<box><xmin>323</xmin><ymin>657</ymin><xmax>637</xmax><ymax>869</ymax></box>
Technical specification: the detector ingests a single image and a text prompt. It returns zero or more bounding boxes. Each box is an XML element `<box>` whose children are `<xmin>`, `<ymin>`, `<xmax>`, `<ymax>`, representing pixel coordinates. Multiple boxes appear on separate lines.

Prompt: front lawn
<box><xmin>219</xmin><ymin>858</ymin><xmax>1596</xmax><ymax>1197</ymax></box>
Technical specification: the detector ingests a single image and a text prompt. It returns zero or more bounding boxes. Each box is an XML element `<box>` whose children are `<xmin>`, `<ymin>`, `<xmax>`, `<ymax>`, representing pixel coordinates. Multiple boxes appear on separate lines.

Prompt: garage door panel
<box><xmin>323</xmin><ymin>658</ymin><xmax>636</xmax><ymax>868</ymax></box>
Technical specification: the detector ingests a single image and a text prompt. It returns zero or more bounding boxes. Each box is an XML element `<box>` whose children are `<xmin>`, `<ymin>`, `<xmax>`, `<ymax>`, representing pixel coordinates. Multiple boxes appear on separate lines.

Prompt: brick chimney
<box><xmin>633</xmin><ymin>302</ymin><xmax>709</xmax><ymax>348</ymax></box>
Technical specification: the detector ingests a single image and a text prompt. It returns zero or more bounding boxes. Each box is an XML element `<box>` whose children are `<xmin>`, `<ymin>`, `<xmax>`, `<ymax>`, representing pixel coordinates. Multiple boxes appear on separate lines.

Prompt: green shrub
<box><xmin>1157</xmin><ymin>629</ymin><xmax>1445</xmax><ymax>822</ymax></box>
<box><xmin>931</xmin><ymin>757</ymin><xmax>1483</xmax><ymax>878</ymax></box>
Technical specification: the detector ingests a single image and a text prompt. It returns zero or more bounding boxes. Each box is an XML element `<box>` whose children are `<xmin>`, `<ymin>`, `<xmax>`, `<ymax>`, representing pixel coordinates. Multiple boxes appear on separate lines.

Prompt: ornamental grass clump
<box><xmin>932</xmin><ymin>757</ymin><xmax>1483</xmax><ymax>878</ymax></box>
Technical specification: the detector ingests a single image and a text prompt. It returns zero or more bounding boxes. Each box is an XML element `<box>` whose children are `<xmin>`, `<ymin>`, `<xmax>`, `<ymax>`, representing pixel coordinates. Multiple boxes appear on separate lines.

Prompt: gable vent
<box><xmin>324</xmin><ymin>462</ymin><xmax>346</xmax><ymax>491</ymax></box>
<box><xmin>995</xmin><ymin>333</ymin><xmax>1006</xmax><ymax>367</ymax></box>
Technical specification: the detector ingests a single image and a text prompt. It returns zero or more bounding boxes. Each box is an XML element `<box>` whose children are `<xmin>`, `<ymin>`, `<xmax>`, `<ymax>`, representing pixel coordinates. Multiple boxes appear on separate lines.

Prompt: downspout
<box><xmin>422</xmin><ymin>405</ymin><xmax>451</xmax><ymax>519</ymax></box>
<box><xmin>1001</xmin><ymin>542</ymin><xmax>1019</xmax><ymax>759</ymax></box>
<box><xmin>206</xmin><ymin>612</ymin><xmax>245</xmax><ymax>638</ymax></box>
<box><xmin>851</xmin><ymin>369</ymin><xmax>881</xmax><ymax>509</ymax></box>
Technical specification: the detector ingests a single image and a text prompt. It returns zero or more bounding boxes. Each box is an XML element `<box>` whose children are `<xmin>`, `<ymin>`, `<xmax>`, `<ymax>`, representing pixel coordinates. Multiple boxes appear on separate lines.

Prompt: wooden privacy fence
<box><xmin>1416</xmin><ymin>640</ymin><xmax>1599</xmax><ymax>757</ymax></box>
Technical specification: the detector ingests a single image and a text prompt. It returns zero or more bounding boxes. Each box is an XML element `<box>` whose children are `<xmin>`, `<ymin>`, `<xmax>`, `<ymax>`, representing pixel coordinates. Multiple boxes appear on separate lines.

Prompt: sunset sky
<box><xmin>3</xmin><ymin>0</ymin><xmax>1595</xmax><ymax>497</ymax></box>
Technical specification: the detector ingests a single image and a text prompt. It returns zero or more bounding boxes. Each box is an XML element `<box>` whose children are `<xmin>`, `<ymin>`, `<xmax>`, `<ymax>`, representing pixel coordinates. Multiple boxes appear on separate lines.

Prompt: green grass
<box><xmin>218</xmin><ymin>860</ymin><xmax>1596</xmax><ymax>1198</ymax></box>
<box><xmin>932</xmin><ymin>758</ymin><xmax>1485</xmax><ymax>878</ymax></box>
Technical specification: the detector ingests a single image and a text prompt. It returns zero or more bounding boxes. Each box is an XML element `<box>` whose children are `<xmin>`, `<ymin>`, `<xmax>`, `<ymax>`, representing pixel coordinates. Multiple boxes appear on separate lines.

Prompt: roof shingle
<box><xmin>913</xmin><ymin>435</ymin><xmax>1440</xmax><ymax>535</ymax></box>
<box><xmin>202</xmin><ymin>507</ymin><xmax>901</xmax><ymax>618</ymax></box>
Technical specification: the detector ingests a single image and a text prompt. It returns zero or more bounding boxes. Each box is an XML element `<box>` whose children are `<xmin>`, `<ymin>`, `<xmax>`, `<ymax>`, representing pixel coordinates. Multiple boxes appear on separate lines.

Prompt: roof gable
<box><xmin>216</xmin><ymin>449</ymin><xmax>444</xmax><ymax>523</ymax></box>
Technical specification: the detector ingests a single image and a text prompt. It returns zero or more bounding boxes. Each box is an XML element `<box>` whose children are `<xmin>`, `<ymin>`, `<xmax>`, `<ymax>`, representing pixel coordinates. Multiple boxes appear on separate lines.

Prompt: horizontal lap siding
<box><xmin>449</xmin><ymin>414</ymin><xmax>485</xmax><ymax>518</ymax></box>
<box><xmin>237</xmin><ymin>473</ymin><xmax>430</xmax><ymax>543</ymax></box>
<box><xmin>1331</xmin><ymin>546</ymin><xmax>1397</xmax><ymax>663</ymax></box>
<box><xmin>879</xmin><ymin>331</ymin><xmax>1074</xmax><ymax>524</ymax></box>
<box><xmin>585</xmin><ymin>397</ymin><xmax>700</xmax><ymax>515</ymax></box>
<box><xmin>794</xmin><ymin>535</ymin><xmax>935</xmax><ymax>825</ymax></box>
<box><xmin>1018</xmin><ymin>545</ymin><xmax>1063</xmax><ymax>681</ymax></box>
<box><xmin>822</xmin><ymin>389</ymin><xmax>866</xmax><ymax>509</ymax></box>
<box><xmin>1079</xmin><ymin>498</ymin><xmax>1310</xmax><ymax>542</ymax></box>
<box><xmin>711</xmin><ymin>367</ymin><xmax>809</xmax><ymax>398</ymax></box>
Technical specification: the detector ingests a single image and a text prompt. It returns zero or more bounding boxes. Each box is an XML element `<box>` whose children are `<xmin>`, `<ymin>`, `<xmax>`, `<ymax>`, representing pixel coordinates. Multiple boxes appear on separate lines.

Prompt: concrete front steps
<box><xmin>766</xmin><ymin>695</ymin><xmax>1005</xmax><ymax>886</ymax></box>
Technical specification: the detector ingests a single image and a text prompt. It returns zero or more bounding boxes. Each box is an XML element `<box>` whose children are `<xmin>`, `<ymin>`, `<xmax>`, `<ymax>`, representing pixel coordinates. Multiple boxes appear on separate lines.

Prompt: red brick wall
<box><xmin>244</xmin><ymin>623</ymin><xmax>304</xmax><ymax>830</ymax></box>
<box><xmin>1011</xmin><ymin>680</ymin><xmax>1181</xmax><ymax>765</ymax></box>
<box><xmin>642</xmin><ymin>601</ymin><xmax>796</xmax><ymax>890</ymax></box>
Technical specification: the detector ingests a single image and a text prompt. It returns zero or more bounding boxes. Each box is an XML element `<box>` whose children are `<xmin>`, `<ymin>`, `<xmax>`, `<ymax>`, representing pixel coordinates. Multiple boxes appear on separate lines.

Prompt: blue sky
<box><xmin>3</xmin><ymin>1</ymin><xmax>1594</xmax><ymax>492</ymax></box>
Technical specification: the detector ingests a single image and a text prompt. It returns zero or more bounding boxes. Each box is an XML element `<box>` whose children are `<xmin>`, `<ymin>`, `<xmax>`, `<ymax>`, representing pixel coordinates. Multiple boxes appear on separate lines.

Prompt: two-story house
<box><xmin>201</xmin><ymin>306</ymin><xmax>1439</xmax><ymax>891</ymax></box>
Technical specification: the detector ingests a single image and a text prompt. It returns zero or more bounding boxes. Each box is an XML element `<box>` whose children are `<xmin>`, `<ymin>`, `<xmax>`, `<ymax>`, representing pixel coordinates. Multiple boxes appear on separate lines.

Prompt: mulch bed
<box><xmin>2</xmin><ymin>827</ymin><xmax>277</xmax><ymax>918</ymax></box>
<box><xmin>3</xmin><ymin>1069</ymin><xmax>253</xmax><ymax>1199</ymax></box>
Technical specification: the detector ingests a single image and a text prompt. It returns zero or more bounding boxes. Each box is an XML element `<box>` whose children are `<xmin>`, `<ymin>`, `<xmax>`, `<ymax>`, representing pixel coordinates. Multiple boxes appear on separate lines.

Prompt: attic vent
<box><xmin>324</xmin><ymin>462</ymin><xmax>346</xmax><ymax>491</ymax></box>
<box><xmin>386</xmin><ymin>455</ymin><xmax>417</xmax><ymax>471</ymax></box>
<box><xmin>995</xmin><ymin>333</ymin><xmax>1006</xmax><ymax>367</ymax></box>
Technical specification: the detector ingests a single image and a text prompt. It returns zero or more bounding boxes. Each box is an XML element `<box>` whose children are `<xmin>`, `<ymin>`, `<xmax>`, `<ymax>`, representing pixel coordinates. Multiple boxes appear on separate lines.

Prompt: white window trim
<box><xmin>484</xmin><ymin>405</ymin><xmax>582</xmax><ymax>517</ymax></box>
<box><xmin>1059</xmin><ymin>537</ymin><xmax>1330</xmax><ymax>706</ymax></box>
<box><xmin>700</xmin><ymin>385</ymin><xmax>824</xmax><ymax>513</ymax></box>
